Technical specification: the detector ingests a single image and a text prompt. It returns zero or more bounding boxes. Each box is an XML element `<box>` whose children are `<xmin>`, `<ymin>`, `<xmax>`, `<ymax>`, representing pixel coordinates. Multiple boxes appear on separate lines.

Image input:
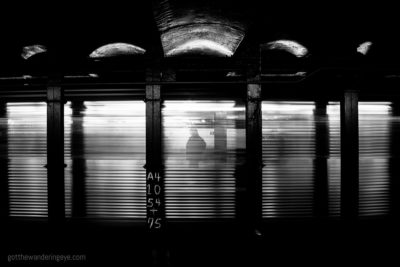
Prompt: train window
<box><xmin>162</xmin><ymin>100</ymin><xmax>245</xmax><ymax>220</ymax></box>
<box><xmin>64</xmin><ymin>101</ymin><xmax>146</xmax><ymax>220</ymax></box>
<box><xmin>1</xmin><ymin>102</ymin><xmax>48</xmax><ymax>218</ymax></box>
<box><xmin>261</xmin><ymin>102</ymin><xmax>341</xmax><ymax>218</ymax></box>
<box><xmin>359</xmin><ymin>102</ymin><xmax>391</xmax><ymax>217</ymax></box>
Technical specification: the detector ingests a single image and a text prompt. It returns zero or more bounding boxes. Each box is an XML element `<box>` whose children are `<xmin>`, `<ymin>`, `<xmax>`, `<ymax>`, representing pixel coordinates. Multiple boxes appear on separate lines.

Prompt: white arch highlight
<box><xmin>166</xmin><ymin>39</ymin><xmax>233</xmax><ymax>57</ymax></box>
<box><xmin>265</xmin><ymin>40</ymin><xmax>308</xmax><ymax>58</ymax></box>
<box><xmin>21</xmin><ymin>44</ymin><xmax>47</xmax><ymax>60</ymax></box>
<box><xmin>89</xmin><ymin>43</ymin><xmax>146</xmax><ymax>58</ymax></box>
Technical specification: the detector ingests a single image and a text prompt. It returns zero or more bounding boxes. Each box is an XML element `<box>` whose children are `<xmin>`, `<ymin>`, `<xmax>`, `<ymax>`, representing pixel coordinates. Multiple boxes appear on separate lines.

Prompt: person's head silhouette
<box><xmin>189</xmin><ymin>128</ymin><xmax>199</xmax><ymax>136</ymax></box>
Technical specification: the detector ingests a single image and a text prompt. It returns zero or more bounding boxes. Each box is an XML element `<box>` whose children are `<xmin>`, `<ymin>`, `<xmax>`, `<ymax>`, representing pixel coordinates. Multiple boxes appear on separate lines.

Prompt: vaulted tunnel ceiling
<box><xmin>0</xmin><ymin>0</ymin><xmax>399</xmax><ymax>76</ymax></box>
<box><xmin>153</xmin><ymin>0</ymin><xmax>247</xmax><ymax>57</ymax></box>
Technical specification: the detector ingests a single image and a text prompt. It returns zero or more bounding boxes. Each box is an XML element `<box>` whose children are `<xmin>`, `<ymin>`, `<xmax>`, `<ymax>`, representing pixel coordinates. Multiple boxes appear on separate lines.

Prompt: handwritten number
<box><xmin>154</xmin><ymin>218</ymin><xmax>161</xmax><ymax>229</ymax></box>
<box><xmin>147</xmin><ymin>217</ymin><xmax>162</xmax><ymax>229</ymax></box>
<box><xmin>146</xmin><ymin>184</ymin><xmax>151</xmax><ymax>195</ymax></box>
<box><xmin>154</xmin><ymin>185</ymin><xmax>161</xmax><ymax>195</ymax></box>
<box><xmin>155</xmin><ymin>172</ymin><xmax>161</xmax><ymax>182</ymax></box>
<box><xmin>147</xmin><ymin>198</ymin><xmax>154</xmax><ymax>208</ymax></box>
<box><xmin>147</xmin><ymin>172</ymin><xmax>162</xmax><ymax>229</ymax></box>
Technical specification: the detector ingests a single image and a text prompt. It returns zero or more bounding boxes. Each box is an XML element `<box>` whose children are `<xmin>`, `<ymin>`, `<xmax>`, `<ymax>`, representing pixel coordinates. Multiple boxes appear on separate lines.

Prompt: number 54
<box><xmin>147</xmin><ymin>198</ymin><xmax>161</xmax><ymax>208</ymax></box>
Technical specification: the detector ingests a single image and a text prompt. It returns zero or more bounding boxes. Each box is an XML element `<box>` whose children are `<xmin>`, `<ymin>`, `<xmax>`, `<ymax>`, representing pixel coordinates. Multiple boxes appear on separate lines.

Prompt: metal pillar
<box><xmin>71</xmin><ymin>101</ymin><xmax>86</xmax><ymax>218</ymax></box>
<box><xmin>340</xmin><ymin>90</ymin><xmax>359</xmax><ymax>219</ymax></box>
<box><xmin>314</xmin><ymin>101</ymin><xmax>329</xmax><ymax>217</ymax></box>
<box><xmin>47</xmin><ymin>82</ymin><xmax>65</xmax><ymax>221</ymax></box>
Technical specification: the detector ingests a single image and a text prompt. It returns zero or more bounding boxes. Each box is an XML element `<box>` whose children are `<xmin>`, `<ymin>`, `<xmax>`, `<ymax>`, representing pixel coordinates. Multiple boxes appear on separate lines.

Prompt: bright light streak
<box><xmin>262</xmin><ymin>102</ymin><xmax>314</xmax><ymax>114</ymax></box>
<box><xmin>164</xmin><ymin>101</ymin><xmax>239</xmax><ymax>112</ymax></box>
<box><xmin>359</xmin><ymin>102</ymin><xmax>391</xmax><ymax>115</ymax></box>
<box><xmin>262</xmin><ymin>72</ymin><xmax>307</xmax><ymax>77</ymax></box>
<box><xmin>21</xmin><ymin>45</ymin><xmax>47</xmax><ymax>60</ymax></box>
<box><xmin>166</xmin><ymin>39</ymin><xmax>233</xmax><ymax>57</ymax></box>
<box><xmin>65</xmin><ymin>101</ymin><xmax>146</xmax><ymax>126</ymax></box>
<box><xmin>327</xmin><ymin>102</ymin><xmax>341</xmax><ymax>118</ymax></box>
<box><xmin>226</xmin><ymin>71</ymin><xmax>242</xmax><ymax>77</ymax></box>
<box><xmin>89</xmin><ymin>43</ymin><xmax>146</xmax><ymax>58</ymax></box>
<box><xmin>265</xmin><ymin>40</ymin><xmax>308</xmax><ymax>58</ymax></box>
<box><xmin>357</xmin><ymin>41</ymin><xmax>372</xmax><ymax>55</ymax></box>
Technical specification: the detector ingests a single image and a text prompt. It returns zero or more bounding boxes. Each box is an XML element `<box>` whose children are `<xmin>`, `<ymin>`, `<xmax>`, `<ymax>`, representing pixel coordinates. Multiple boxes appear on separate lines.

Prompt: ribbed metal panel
<box><xmin>262</xmin><ymin>159</ymin><xmax>314</xmax><ymax>218</ymax></box>
<box><xmin>5</xmin><ymin>102</ymin><xmax>48</xmax><ymax>217</ymax></box>
<box><xmin>64</xmin><ymin>106</ymin><xmax>72</xmax><ymax>218</ymax></box>
<box><xmin>327</xmin><ymin>104</ymin><xmax>341</xmax><ymax>217</ymax></box>
<box><xmin>327</xmin><ymin>158</ymin><xmax>341</xmax><ymax>217</ymax></box>
<box><xmin>262</xmin><ymin>102</ymin><xmax>341</xmax><ymax>218</ymax></box>
<box><xmin>163</xmin><ymin>101</ymin><xmax>245</xmax><ymax>220</ymax></box>
<box><xmin>64</xmin><ymin>159</ymin><xmax>72</xmax><ymax>218</ymax></box>
<box><xmin>64</xmin><ymin>101</ymin><xmax>146</xmax><ymax>219</ymax></box>
<box><xmin>359</xmin><ymin>102</ymin><xmax>391</xmax><ymax>216</ymax></box>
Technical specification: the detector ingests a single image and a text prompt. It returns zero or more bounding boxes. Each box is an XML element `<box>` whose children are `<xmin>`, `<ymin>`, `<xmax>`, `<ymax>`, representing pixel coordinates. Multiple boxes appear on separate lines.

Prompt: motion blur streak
<box><xmin>64</xmin><ymin>101</ymin><xmax>146</xmax><ymax>220</ymax></box>
<box><xmin>5</xmin><ymin>103</ymin><xmax>48</xmax><ymax>217</ymax></box>
<box><xmin>262</xmin><ymin>102</ymin><xmax>341</xmax><ymax>218</ymax></box>
<box><xmin>163</xmin><ymin>101</ymin><xmax>245</xmax><ymax>220</ymax></box>
<box><xmin>359</xmin><ymin>102</ymin><xmax>391</xmax><ymax>217</ymax></box>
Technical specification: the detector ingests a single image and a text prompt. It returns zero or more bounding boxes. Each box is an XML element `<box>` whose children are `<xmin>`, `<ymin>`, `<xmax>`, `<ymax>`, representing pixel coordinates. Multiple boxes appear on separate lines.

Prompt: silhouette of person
<box><xmin>186</xmin><ymin>128</ymin><xmax>206</xmax><ymax>167</ymax></box>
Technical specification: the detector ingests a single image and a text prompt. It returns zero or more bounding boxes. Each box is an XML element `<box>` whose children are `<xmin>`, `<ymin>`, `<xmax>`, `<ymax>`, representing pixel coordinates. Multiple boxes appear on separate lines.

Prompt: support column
<box><xmin>246</xmin><ymin>84</ymin><xmax>263</xmax><ymax>230</ymax></box>
<box><xmin>245</xmin><ymin>42</ymin><xmax>263</xmax><ymax>234</ymax></box>
<box><xmin>47</xmin><ymin>82</ymin><xmax>65</xmax><ymax>221</ymax></box>
<box><xmin>340</xmin><ymin>90</ymin><xmax>359</xmax><ymax>219</ymax></box>
<box><xmin>146</xmin><ymin>65</ymin><xmax>169</xmax><ymax>267</ymax></box>
<box><xmin>314</xmin><ymin>101</ymin><xmax>329</xmax><ymax>217</ymax></box>
<box><xmin>0</xmin><ymin>103</ymin><xmax>8</xmax><ymax>219</ymax></box>
<box><xmin>145</xmin><ymin>67</ymin><xmax>165</xmax><ymax>232</ymax></box>
<box><xmin>71</xmin><ymin>101</ymin><xmax>86</xmax><ymax>218</ymax></box>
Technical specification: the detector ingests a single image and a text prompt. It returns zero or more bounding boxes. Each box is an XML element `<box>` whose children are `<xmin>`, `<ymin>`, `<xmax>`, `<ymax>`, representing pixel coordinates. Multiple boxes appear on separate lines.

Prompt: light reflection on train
<box><xmin>0</xmin><ymin>101</ymin><xmax>394</xmax><ymax>219</ymax></box>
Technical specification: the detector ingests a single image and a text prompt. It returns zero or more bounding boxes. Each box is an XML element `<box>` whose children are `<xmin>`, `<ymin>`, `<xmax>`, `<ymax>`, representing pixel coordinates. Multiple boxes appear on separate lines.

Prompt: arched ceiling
<box><xmin>153</xmin><ymin>0</ymin><xmax>246</xmax><ymax>57</ymax></box>
<box><xmin>0</xmin><ymin>0</ymin><xmax>399</xmax><ymax>75</ymax></box>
